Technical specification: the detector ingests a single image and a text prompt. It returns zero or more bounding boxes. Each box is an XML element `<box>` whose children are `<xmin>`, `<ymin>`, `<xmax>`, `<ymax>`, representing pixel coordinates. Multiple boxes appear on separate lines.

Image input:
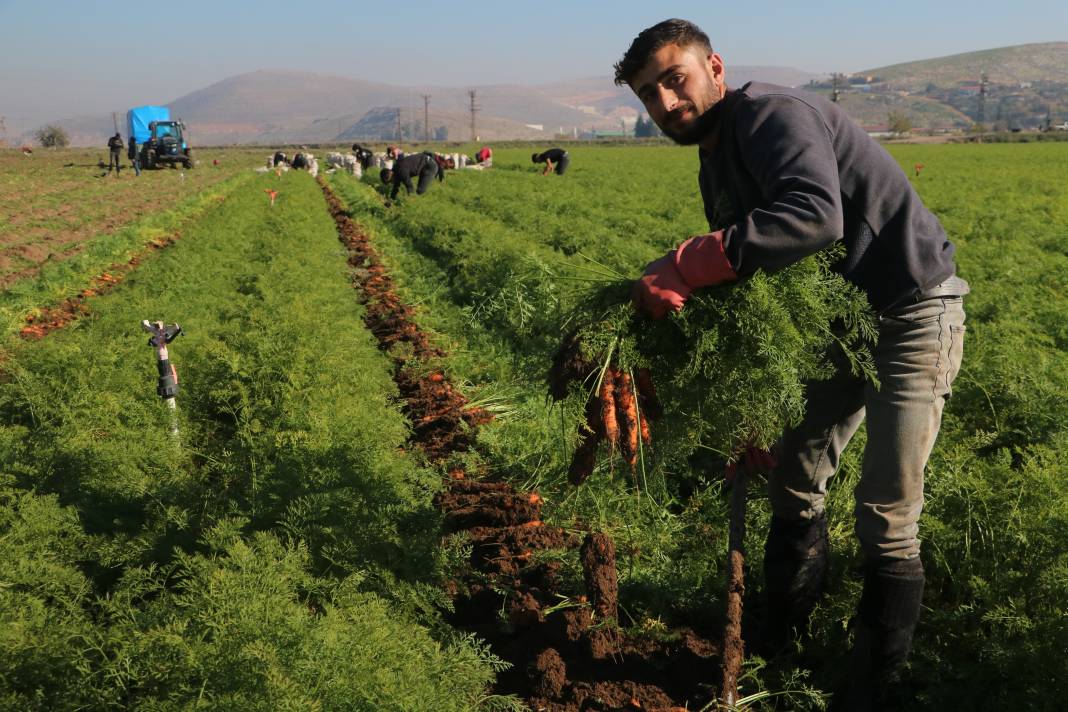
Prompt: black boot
<box><xmin>758</xmin><ymin>511</ymin><xmax>829</xmax><ymax>655</ymax></box>
<box><xmin>834</xmin><ymin>556</ymin><xmax>925</xmax><ymax>712</ymax></box>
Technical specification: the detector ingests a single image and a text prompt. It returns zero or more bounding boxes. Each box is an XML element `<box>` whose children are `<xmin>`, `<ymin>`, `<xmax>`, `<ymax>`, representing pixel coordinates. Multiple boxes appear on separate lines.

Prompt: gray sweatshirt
<box><xmin>698</xmin><ymin>82</ymin><xmax>957</xmax><ymax>311</ymax></box>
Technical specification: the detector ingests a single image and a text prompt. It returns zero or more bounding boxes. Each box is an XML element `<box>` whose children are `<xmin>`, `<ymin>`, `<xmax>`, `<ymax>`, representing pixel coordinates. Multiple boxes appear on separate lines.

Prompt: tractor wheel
<box><xmin>184</xmin><ymin>158</ymin><xmax>194</xmax><ymax>170</ymax></box>
<box><xmin>145</xmin><ymin>150</ymin><xmax>157</xmax><ymax>169</ymax></box>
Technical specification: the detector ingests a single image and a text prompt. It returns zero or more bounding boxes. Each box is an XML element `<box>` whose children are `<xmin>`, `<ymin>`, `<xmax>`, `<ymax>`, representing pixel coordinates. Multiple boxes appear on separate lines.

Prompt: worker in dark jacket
<box><xmin>351</xmin><ymin>143</ymin><xmax>374</xmax><ymax>170</ymax></box>
<box><xmin>127</xmin><ymin>138</ymin><xmax>141</xmax><ymax>176</ymax></box>
<box><xmin>532</xmin><ymin>147</ymin><xmax>569</xmax><ymax>175</ymax></box>
<box><xmin>617</xmin><ymin>19</ymin><xmax>968</xmax><ymax>710</ymax></box>
<box><xmin>107</xmin><ymin>133</ymin><xmax>124</xmax><ymax>175</ymax></box>
<box><xmin>380</xmin><ymin>152</ymin><xmax>439</xmax><ymax>201</ymax></box>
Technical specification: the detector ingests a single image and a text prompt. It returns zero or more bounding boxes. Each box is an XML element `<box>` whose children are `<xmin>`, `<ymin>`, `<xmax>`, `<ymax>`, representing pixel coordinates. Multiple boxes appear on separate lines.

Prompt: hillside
<box><xmin>865</xmin><ymin>42</ymin><xmax>1068</xmax><ymax>90</ymax></box>
<box><xmin>802</xmin><ymin>42</ymin><xmax>1068</xmax><ymax>130</ymax></box>
<box><xmin>32</xmin><ymin>66</ymin><xmax>822</xmax><ymax>146</ymax></box>
<box><xmin>27</xmin><ymin>43</ymin><xmax>1068</xmax><ymax>146</ymax></box>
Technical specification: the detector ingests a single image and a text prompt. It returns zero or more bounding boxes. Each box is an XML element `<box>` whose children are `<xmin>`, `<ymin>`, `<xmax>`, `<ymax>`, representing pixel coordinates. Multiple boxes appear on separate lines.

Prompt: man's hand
<box><xmin>631</xmin><ymin>253</ymin><xmax>690</xmax><ymax>319</ymax></box>
<box><xmin>725</xmin><ymin>443</ymin><xmax>777</xmax><ymax>483</ymax></box>
<box><xmin>632</xmin><ymin>231</ymin><xmax>737</xmax><ymax>319</ymax></box>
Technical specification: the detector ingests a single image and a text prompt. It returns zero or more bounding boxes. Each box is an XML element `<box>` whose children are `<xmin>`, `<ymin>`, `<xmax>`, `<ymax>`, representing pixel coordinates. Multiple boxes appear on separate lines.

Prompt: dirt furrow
<box><xmin>18</xmin><ymin>231</ymin><xmax>186</xmax><ymax>340</ymax></box>
<box><xmin>318</xmin><ymin>177</ymin><xmax>720</xmax><ymax>712</ymax></box>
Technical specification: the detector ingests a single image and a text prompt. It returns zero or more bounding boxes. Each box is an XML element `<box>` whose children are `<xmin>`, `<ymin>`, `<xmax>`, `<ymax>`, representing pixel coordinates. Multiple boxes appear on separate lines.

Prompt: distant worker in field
<box><xmin>429</xmin><ymin>151</ymin><xmax>452</xmax><ymax>176</ymax></box>
<box><xmin>380</xmin><ymin>151</ymin><xmax>440</xmax><ymax>201</ymax></box>
<box><xmin>617</xmin><ymin>18</ymin><xmax>968</xmax><ymax>710</ymax></box>
<box><xmin>291</xmin><ymin>152</ymin><xmax>308</xmax><ymax>170</ymax></box>
<box><xmin>351</xmin><ymin>143</ymin><xmax>375</xmax><ymax>170</ymax></box>
<box><xmin>273</xmin><ymin>151</ymin><xmax>287</xmax><ymax>167</ymax></box>
<box><xmin>532</xmin><ymin>147</ymin><xmax>569</xmax><ymax>175</ymax></box>
<box><xmin>127</xmin><ymin>137</ymin><xmax>141</xmax><ymax>177</ymax></box>
<box><xmin>107</xmin><ymin>133</ymin><xmax>124</xmax><ymax>175</ymax></box>
<box><xmin>476</xmin><ymin>145</ymin><xmax>493</xmax><ymax>167</ymax></box>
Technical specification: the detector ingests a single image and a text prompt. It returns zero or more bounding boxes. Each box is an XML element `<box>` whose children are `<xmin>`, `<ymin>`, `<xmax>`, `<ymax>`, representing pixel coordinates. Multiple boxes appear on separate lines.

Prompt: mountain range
<box><xmin>19</xmin><ymin>42</ymin><xmax>1068</xmax><ymax>146</ymax></box>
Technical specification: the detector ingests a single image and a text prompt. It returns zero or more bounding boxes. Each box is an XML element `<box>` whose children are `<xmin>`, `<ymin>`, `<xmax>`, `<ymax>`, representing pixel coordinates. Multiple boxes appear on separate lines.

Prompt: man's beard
<box><xmin>659</xmin><ymin>102</ymin><xmax>721</xmax><ymax>145</ymax></box>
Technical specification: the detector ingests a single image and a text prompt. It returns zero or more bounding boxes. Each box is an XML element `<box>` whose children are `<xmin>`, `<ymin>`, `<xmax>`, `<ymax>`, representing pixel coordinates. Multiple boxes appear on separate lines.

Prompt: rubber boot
<box><xmin>758</xmin><ymin>511</ymin><xmax>829</xmax><ymax>656</ymax></box>
<box><xmin>833</xmin><ymin>556</ymin><xmax>925</xmax><ymax>712</ymax></box>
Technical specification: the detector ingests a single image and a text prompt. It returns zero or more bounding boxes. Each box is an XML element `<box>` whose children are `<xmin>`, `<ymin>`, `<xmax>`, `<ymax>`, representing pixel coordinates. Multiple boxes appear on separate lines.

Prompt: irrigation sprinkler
<box><xmin>141</xmin><ymin>320</ymin><xmax>183</xmax><ymax>438</ymax></box>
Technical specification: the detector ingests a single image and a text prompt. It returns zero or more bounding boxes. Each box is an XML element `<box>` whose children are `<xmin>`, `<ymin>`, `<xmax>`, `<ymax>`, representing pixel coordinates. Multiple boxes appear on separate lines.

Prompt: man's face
<box><xmin>631</xmin><ymin>43</ymin><xmax>726</xmax><ymax>145</ymax></box>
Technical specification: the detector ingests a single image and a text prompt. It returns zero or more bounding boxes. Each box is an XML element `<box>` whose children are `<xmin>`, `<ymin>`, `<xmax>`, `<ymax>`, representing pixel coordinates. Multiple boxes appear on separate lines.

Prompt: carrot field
<box><xmin>1</xmin><ymin>142</ymin><xmax>1065</xmax><ymax>710</ymax></box>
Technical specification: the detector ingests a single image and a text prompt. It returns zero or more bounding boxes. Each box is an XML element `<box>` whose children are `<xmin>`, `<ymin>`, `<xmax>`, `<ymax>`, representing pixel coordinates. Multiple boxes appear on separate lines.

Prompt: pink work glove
<box><xmin>725</xmin><ymin>443</ymin><xmax>778</xmax><ymax>483</ymax></box>
<box><xmin>632</xmin><ymin>231</ymin><xmax>737</xmax><ymax>319</ymax></box>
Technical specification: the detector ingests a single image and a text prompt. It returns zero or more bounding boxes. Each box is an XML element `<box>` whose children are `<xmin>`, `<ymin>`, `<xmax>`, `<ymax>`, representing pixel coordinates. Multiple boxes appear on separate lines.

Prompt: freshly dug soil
<box><xmin>318</xmin><ymin>177</ymin><xmax>724</xmax><ymax>711</ymax></box>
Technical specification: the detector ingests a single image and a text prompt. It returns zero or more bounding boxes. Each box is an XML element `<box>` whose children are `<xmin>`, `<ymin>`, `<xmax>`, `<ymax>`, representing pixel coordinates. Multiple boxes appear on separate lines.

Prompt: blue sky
<box><xmin>1</xmin><ymin>0</ymin><xmax>1065</xmax><ymax>127</ymax></box>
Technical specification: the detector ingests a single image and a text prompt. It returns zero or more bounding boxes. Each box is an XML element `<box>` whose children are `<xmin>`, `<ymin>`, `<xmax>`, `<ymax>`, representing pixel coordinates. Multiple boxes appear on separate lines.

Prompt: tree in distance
<box><xmin>634</xmin><ymin>114</ymin><xmax>660</xmax><ymax>138</ymax></box>
<box><xmin>34</xmin><ymin>124</ymin><xmax>70</xmax><ymax>148</ymax></box>
<box><xmin>888</xmin><ymin>111</ymin><xmax>914</xmax><ymax>137</ymax></box>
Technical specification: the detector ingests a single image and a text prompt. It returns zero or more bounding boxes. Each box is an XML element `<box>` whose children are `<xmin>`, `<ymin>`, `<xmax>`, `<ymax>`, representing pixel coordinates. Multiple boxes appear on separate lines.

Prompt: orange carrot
<box><xmin>638</xmin><ymin>408</ymin><xmax>652</xmax><ymax>446</ymax></box>
<box><xmin>600</xmin><ymin>368</ymin><xmax>618</xmax><ymax>449</ymax></box>
<box><xmin>615</xmin><ymin>372</ymin><xmax>639</xmax><ymax>468</ymax></box>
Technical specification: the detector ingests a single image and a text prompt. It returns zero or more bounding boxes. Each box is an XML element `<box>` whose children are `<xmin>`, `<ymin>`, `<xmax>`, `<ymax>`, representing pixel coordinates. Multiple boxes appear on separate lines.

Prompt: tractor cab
<box><xmin>144</xmin><ymin>120</ymin><xmax>192</xmax><ymax>169</ymax></box>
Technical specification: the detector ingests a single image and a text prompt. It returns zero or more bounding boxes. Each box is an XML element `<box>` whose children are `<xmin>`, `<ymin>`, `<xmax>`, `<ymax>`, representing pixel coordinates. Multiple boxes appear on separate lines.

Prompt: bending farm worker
<box><xmin>532</xmin><ymin>147</ymin><xmax>570</xmax><ymax>175</ymax></box>
<box><xmin>615</xmin><ymin>18</ymin><xmax>969</xmax><ymax>709</ymax></box>
<box><xmin>380</xmin><ymin>152</ymin><xmax>440</xmax><ymax>201</ymax></box>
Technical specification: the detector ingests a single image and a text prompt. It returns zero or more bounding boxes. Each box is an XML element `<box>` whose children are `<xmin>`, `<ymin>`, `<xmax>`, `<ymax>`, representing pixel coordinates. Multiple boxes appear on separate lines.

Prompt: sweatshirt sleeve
<box><xmin>722</xmin><ymin>94</ymin><xmax>844</xmax><ymax>277</ymax></box>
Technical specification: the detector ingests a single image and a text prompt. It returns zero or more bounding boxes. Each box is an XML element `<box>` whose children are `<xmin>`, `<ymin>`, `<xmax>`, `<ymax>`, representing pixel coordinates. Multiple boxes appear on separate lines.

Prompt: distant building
<box><xmin>525</xmin><ymin>123</ymin><xmax>544</xmax><ymax>131</ymax></box>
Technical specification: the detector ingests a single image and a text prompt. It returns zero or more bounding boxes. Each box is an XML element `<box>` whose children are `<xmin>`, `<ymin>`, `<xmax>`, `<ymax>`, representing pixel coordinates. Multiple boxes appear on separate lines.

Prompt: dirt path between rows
<box><xmin>318</xmin><ymin>177</ymin><xmax>723</xmax><ymax>712</ymax></box>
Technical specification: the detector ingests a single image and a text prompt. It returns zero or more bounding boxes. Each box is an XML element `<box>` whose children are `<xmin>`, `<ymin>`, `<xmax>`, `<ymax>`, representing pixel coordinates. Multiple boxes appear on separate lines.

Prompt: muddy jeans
<box><xmin>768</xmin><ymin>291</ymin><xmax>967</xmax><ymax>561</ymax></box>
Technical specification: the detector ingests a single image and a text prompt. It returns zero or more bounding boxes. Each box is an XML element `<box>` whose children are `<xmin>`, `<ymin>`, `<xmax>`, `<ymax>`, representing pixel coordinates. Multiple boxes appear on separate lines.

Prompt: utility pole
<box><xmin>395</xmin><ymin>108</ymin><xmax>402</xmax><ymax>141</ymax></box>
<box><xmin>112</xmin><ymin>112</ymin><xmax>119</xmax><ymax>134</ymax></box>
<box><xmin>468</xmin><ymin>89</ymin><xmax>479</xmax><ymax>142</ymax></box>
<box><xmin>831</xmin><ymin>73</ymin><xmax>842</xmax><ymax>103</ymax></box>
<box><xmin>422</xmin><ymin>94</ymin><xmax>431</xmax><ymax>142</ymax></box>
<box><xmin>977</xmin><ymin>71</ymin><xmax>988</xmax><ymax>127</ymax></box>
<box><xmin>0</xmin><ymin>116</ymin><xmax>6</xmax><ymax>145</ymax></box>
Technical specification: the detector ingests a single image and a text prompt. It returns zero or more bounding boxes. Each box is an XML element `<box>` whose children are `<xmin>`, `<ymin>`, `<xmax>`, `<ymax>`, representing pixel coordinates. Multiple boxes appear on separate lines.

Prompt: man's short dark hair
<box><xmin>613</xmin><ymin>19</ymin><xmax>713</xmax><ymax>87</ymax></box>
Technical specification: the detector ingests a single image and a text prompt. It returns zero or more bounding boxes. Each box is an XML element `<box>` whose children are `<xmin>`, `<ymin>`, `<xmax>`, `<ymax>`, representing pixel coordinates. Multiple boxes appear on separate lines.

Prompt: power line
<box><xmin>977</xmin><ymin>71</ymin><xmax>988</xmax><ymax>127</ymax></box>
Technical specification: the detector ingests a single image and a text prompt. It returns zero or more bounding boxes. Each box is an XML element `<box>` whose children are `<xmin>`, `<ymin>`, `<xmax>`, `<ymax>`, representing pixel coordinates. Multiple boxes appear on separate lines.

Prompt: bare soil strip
<box><xmin>17</xmin><ymin>232</ymin><xmax>183</xmax><ymax>340</ymax></box>
<box><xmin>318</xmin><ymin>177</ymin><xmax>721</xmax><ymax>712</ymax></box>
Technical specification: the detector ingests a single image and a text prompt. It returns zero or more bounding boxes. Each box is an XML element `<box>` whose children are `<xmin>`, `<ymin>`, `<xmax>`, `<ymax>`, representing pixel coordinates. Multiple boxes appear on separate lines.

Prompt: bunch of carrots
<box><xmin>569</xmin><ymin>367</ymin><xmax>662</xmax><ymax>485</ymax></box>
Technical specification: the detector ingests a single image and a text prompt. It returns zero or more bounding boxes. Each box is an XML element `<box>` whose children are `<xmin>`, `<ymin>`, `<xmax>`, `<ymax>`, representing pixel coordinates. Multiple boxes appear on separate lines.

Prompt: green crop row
<box><xmin>0</xmin><ymin>171</ymin><xmax>508</xmax><ymax>710</ymax></box>
<box><xmin>331</xmin><ymin>143</ymin><xmax>1068</xmax><ymax>708</ymax></box>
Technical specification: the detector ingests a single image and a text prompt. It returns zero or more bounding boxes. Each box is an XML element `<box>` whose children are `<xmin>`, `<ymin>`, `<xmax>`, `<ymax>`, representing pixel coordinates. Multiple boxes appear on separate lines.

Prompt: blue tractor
<box><xmin>127</xmin><ymin>106</ymin><xmax>194</xmax><ymax>169</ymax></box>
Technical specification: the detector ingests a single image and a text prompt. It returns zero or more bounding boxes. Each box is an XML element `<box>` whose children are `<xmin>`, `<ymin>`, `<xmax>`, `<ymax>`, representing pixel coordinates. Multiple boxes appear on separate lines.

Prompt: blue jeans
<box><xmin>768</xmin><ymin>291</ymin><xmax>967</xmax><ymax>561</ymax></box>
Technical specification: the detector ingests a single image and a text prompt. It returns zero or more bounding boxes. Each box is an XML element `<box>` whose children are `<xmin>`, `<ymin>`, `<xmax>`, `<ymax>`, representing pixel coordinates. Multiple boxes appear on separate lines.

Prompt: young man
<box><xmin>127</xmin><ymin>138</ymin><xmax>141</xmax><ymax>177</ymax></box>
<box><xmin>380</xmin><ymin>151</ymin><xmax>440</xmax><ymax>201</ymax></box>
<box><xmin>107</xmin><ymin>133</ymin><xmax>124</xmax><ymax>175</ymax></box>
<box><xmin>532</xmin><ymin>147</ymin><xmax>570</xmax><ymax>175</ymax></box>
<box><xmin>616</xmin><ymin>19</ymin><xmax>968</xmax><ymax>709</ymax></box>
